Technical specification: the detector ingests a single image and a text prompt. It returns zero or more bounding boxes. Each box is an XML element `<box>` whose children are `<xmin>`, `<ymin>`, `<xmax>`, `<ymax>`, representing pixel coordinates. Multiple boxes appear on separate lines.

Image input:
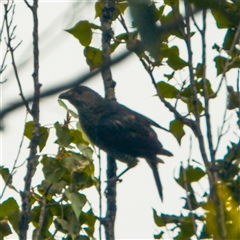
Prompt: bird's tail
<box><xmin>146</xmin><ymin>158</ymin><xmax>163</xmax><ymax>202</ymax></box>
<box><xmin>160</xmin><ymin>148</ymin><xmax>173</xmax><ymax>157</ymax></box>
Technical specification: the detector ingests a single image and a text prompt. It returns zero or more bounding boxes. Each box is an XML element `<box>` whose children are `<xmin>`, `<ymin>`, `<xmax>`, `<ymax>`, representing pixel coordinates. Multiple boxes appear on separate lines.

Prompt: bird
<box><xmin>59</xmin><ymin>86</ymin><xmax>173</xmax><ymax>201</ymax></box>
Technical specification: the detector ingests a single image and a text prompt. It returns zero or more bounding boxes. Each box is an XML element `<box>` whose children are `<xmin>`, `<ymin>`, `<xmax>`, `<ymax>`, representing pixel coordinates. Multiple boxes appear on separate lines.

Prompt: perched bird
<box><xmin>59</xmin><ymin>86</ymin><xmax>173</xmax><ymax>201</ymax></box>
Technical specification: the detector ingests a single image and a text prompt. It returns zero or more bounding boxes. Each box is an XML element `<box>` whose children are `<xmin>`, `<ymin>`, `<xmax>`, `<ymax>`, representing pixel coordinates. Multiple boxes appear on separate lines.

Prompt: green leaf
<box><xmin>154</xmin><ymin>230</ymin><xmax>164</xmax><ymax>239</ymax></box>
<box><xmin>0</xmin><ymin>166</ymin><xmax>17</xmax><ymax>192</ymax></box>
<box><xmin>183</xmin><ymin>97</ymin><xmax>204</xmax><ymax>115</ymax></box>
<box><xmin>61</xmin><ymin>152</ymin><xmax>90</xmax><ymax>173</ymax></box>
<box><xmin>54</xmin><ymin>122</ymin><xmax>73</xmax><ymax>147</ymax></box>
<box><xmin>0</xmin><ymin>198</ymin><xmax>20</xmax><ymax>234</ymax></box>
<box><xmin>182</xmin><ymin>192</ymin><xmax>200</xmax><ymax>210</ymax></box>
<box><xmin>84</xmin><ymin>46</ymin><xmax>102</xmax><ymax>71</ymax></box>
<box><xmin>157</xmin><ymin>81</ymin><xmax>179</xmax><ymax>98</ymax></box>
<box><xmin>153</xmin><ymin>208</ymin><xmax>165</xmax><ymax>227</ymax></box>
<box><xmin>70</xmin><ymin>129</ymin><xmax>89</xmax><ymax>146</ymax></box>
<box><xmin>31</xmin><ymin>206</ymin><xmax>53</xmax><ymax>230</ymax></box>
<box><xmin>195</xmin><ymin>63</ymin><xmax>203</xmax><ymax>79</ymax></box>
<box><xmin>41</xmin><ymin>155</ymin><xmax>66</xmax><ymax>183</ymax></box>
<box><xmin>199</xmin><ymin>224</ymin><xmax>213</xmax><ymax>239</ymax></box>
<box><xmin>214</xmin><ymin>56</ymin><xmax>240</xmax><ymax>76</ymax></box>
<box><xmin>214</xmin><ymin>56</ymin><xmax>227</xmax><ymax>75</ymax></box>
<box><xmin>24</xmin><ymin>121</ymin><xmax>49</xmax><ymax>152</ymax></box>
<box><xmin>158</xmin><ymin>5</ymin><xmax>165</xmax><ymax>18</ymax></box>
<box><xmin>167</xmin><ymin>46</ymin><xmax>188</xmax><ymax>70</ymax></box>
<box><xmin>118</xmin><ymin>2</ymin><xmax>128</xmax><ymax>14</ymax></box>
<box><xmin>164</xmin><ymin>71</ymin><xmax>175</xmax><ymax>81</ymax></box>
<box><xmin>0</xmin><ymin>220</ymin><xmax>12</xmax><ymax>238</ymax></box>
<box><xmin>227</xmin><ymin>86</ymin><xmax>240</xmax><ymax>110</ymax></box>
<box><xmin>212</xmin><ymin>43</ymin><xmax>221</xmax><ymax>52</ymax></box>
<box><xmin>198</xmin><ymin>79</ymin><xmax>215</xmax><ymax>97</ymax></box>
<box><xmin>65</xmin><ymin>21</ymin><xmax>92</xmax><ymax>47</ymax></box>
<box><xmin>211</xmin><ymin>8</ymin><xmax>234</xmax><ymax>29</ymax></box>
<box><xmin>38</xmin><ymin>179</ymin><xmax>68</xmax><ymax>195</ymax></box>
<box><xmin>0</xmin><ymin>166</ymin><xmax>11</xmax><ymax>186</ymax></box>
<box><xmin>58</xmin><ymin>99</ymin><xmax>79</xmax><ymax>118</ymax></box>
<box><xmin>170</xmin><ymin>119</ymin><xmax>185</xmax><ymax>144</ymax></box>
<box><xmin>178</xmin><ymin>165</ymin><xmax>206</xmax><ymax>186</ymax></box>
<box><xmin>58</xmin><ymin>99</ymin><xmax>68</xmax><ymax>111</ymax></box>
<box><xmin>65</xmin><ymin>189</ymin><xmax>87</xmax><ymax>219</ymax></box>
<box><xmin>223</xmin><ymin>28</ymin><xmax>237</xmax><ymax>50</ymax></box>
<box><xmin>95</xmin><ymin>2</ymin><xmax>102</xmax><ymax>18</ymax></box>
<box><xmin>82</xmin><ymin>209</ymin><xmax>96</xmax><ymax>238</ymax></box>
<box><xmin>175</xmin><ymin>216</ymin><xmax>195</xmax><ymax>239</ymax></box>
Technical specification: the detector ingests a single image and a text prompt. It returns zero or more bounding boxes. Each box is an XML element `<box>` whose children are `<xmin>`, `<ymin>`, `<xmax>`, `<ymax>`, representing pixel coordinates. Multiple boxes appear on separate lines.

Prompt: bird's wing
<box><xmin>123</xmin><ymin>105</ymin><xmax>171</xmax><ymax>133</ymax></box>
<box><xmin>96</xmin><ymin>102</ymin><xmax>163</xmax><ymax>157</ymax></box>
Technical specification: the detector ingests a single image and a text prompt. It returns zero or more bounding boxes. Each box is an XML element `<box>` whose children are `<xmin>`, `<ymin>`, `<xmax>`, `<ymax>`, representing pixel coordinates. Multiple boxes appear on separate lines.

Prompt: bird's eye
<box><xmin>76</xmin><ymin>88</ymin><xmax>83</xmax><ymax>95</ymax></box>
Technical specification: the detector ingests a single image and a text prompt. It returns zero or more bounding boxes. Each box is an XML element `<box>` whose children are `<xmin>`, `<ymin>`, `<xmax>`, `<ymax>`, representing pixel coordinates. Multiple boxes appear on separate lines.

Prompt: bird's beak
<box><xmin>59</xmin><ymin>90</ymin><xmax>72</xmax><ymax>100</ymax></box>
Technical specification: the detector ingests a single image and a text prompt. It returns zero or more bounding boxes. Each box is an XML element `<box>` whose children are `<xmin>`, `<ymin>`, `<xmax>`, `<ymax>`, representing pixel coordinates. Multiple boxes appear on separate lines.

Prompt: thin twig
<box><xmin>183</xmin><ymin>3</ymin><xmax>212</xmax><ymax>174</ymax></box>
<box><xmin>118</xmin><ymin>13</ymin><xmax>129</xmax><ymax>34</ymax></box>
<box><xmin>200</xmin><ymin>10</ymin><xmax>215</xmax><ymax>163</ymax></box>
<box><xmin>182</xmin><ymin>162</ymin><xmax>199</xmax><ymax>240</ymax></box>
<box><xmin>237</xmin><ymin>70</ymin><xmax>240</xmax><ymax>122</ymax></box>
<box><xmin>23</xmin><ymin>0</ymin><xmax>32</xmax><ymax>9</ymax></box>
<box><xmin>4</xmin><ymin>3</ymin><xmax>31</xmax><ymax>113</ymax></box>
<box><xmin>0</xmin><ymin>112</ymin><xmax>28</xmax><ymax>200</ymax></box>
<box><xmin>139</xmin><ymin>58</ymin><xmax>196</xmax><ymax>132</ymax></box>
<box><xmin>211</xmin><ymin>23</ymin><xmax>240</xmax><ymax>98</ymax></box>
<box><xmin>214</xmin><ymin>102</ymin><xmax>229</xmax><ymax>154</ymax></box>
<box><xmin>97</xmin><ymin>149</ymin><xmax>102</xmax><ymax>240</ymax></box>
<box><xmin>34</xmin><ymin>184</ymin><xmax>52</xmax><ymax>240</ymax></box>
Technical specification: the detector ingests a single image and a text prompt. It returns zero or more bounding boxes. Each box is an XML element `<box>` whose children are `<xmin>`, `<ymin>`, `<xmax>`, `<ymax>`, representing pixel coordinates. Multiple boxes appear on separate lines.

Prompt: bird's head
<box><xmin>59</xmin><ymin>86</ymin><xmax>105</xmax><ymax>110</ymax></box>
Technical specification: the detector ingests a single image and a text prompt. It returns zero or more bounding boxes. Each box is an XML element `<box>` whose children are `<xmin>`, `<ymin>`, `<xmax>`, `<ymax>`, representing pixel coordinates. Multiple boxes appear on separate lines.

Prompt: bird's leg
<box><xmin>105</xmin><ymin>156</ymin><xmax>139</xmax><ymax>183</ymax></box>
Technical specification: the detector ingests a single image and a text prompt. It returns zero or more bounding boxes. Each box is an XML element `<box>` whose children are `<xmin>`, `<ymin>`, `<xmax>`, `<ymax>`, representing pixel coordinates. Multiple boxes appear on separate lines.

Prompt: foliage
<box><xmin>1</xmin><ymin>115</ymin><xmax>98</xmax><ymax>239</ymax></box>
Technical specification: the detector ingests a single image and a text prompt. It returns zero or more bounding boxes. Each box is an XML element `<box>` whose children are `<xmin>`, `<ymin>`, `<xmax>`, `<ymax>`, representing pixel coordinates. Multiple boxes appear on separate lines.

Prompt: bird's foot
<box><xmin>105</xmin><ymin>176</ymin><xmax>123</xmax><ymax>183</ymax></box>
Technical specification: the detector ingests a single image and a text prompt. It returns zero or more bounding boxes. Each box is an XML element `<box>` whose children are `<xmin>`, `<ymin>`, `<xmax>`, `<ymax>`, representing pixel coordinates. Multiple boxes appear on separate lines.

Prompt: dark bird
<box><xmin>59</xmin><ymin>86</ymin><xmax>173</xmax><ymax>201</ymax></box>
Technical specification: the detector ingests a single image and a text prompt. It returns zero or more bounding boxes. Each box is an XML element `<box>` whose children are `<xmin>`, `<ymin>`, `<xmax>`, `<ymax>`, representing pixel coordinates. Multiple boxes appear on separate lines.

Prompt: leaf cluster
<box><xmin>0</xmin><ymin>109</ymin><xmax>98</xmax><ymax>239</ymax></box>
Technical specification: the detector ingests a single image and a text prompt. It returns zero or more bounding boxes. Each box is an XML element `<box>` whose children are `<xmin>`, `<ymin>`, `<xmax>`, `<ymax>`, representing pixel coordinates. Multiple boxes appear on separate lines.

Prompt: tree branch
<box><xmin>4</xmin><ymin>3</ymin><xmax>30</xmax><ymax>113</ymax></box>
<box><xmin>200</xmin><ymin>10</ymin><xmax>215</xmax><ymax>163</ymax></box>
<box><xmin>19</xmin><ymin>1</ymin><xmax>40</xmax><ymax>239</ymax></box>
<box><xmin>100</xmin><ymin>1</ymin><xmax>117</xmax><ymax>240</ymax></box>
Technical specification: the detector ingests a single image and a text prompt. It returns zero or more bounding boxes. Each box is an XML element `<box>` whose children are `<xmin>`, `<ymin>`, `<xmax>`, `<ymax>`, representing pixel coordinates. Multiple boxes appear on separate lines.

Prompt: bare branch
<box><xmin>34</xmin><ymin>184</ymin><xmax>52</xmax><ymax>240</ymax></box>
<box><xmin>211</xmin><ymin>23</ymin><xmax>240</xmax><ymax>98</ymax></box>
<box><xmin>4</xmin><ymin>3</ymin><xmax>31</xmax><ymax>113</ymax></box>
<box><xmin>100</xmin><ymin>1</ymin><xmax>117</xmax><ymax>239</ymax></box>
<box><xmin>182</xmin><ymin>162</ymin><xmax>199</xmax><ymax>240</ymax></box>
<box><xmin>200</xmin><ymin>10</ymin><xmax>215</xmax><ymax>163</ymax></box>
<box><xmin>97</xmin><ymin>149</ymin><xmax>103</xmax><ymax>240</ymax></box>
<box><xmin>19</xmin><ymin>0</ymin><xmax>40</xmax><ymax>239</ymax></box>
<box><xmin>0</xmin><ymin>112</ymin><xmax>28</xmax><ymax>200</ymax></box>
<box><xmin>139</xmin><ymin>58</ymin><xmax>196</xmax><ymax>131</ymax></box>
<box><xmin>23</xmin><ymin>0</ymin><xmax>32</xmax><ymax>9</ymax></box>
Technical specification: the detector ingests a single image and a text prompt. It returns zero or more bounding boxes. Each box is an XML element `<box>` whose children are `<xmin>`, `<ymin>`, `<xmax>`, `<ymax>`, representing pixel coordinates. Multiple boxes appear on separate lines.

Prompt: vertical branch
<box><xmin>19</xmin><ymin>0</ymin><xmax>40</xmax><ymax>239</ymax></box>
<box><xmin>237</xmin><ymin>70</ymin><xmax>240</xmax><ymax>121</ymax></box>
<box><xmin>200</xmin><ymin>10</ymin><xmax>215</xmax><ymax>163</ymax></box>
<box><xmin>100</xmin><ymin>1</ymin><xmax>116</xmax><ymax>101</ymax></box>
<box><xmin>183</xmin><ymin>3</ymin><xmax>211</xmax><ymax>174</ymax></box>
<box><xmin>200</xmin><ymin>9</ymin><xmax>227</xmax><ymax>240</ymax></box>
<box><xmin>182</xmin><ymin>162</ymin><xmax>199</xmax><ymax>240</ymax></box>
<box><xmin>100</xmin><ymin>1</ymin><xmax>117</xmax><ymax>240</ymax></box>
